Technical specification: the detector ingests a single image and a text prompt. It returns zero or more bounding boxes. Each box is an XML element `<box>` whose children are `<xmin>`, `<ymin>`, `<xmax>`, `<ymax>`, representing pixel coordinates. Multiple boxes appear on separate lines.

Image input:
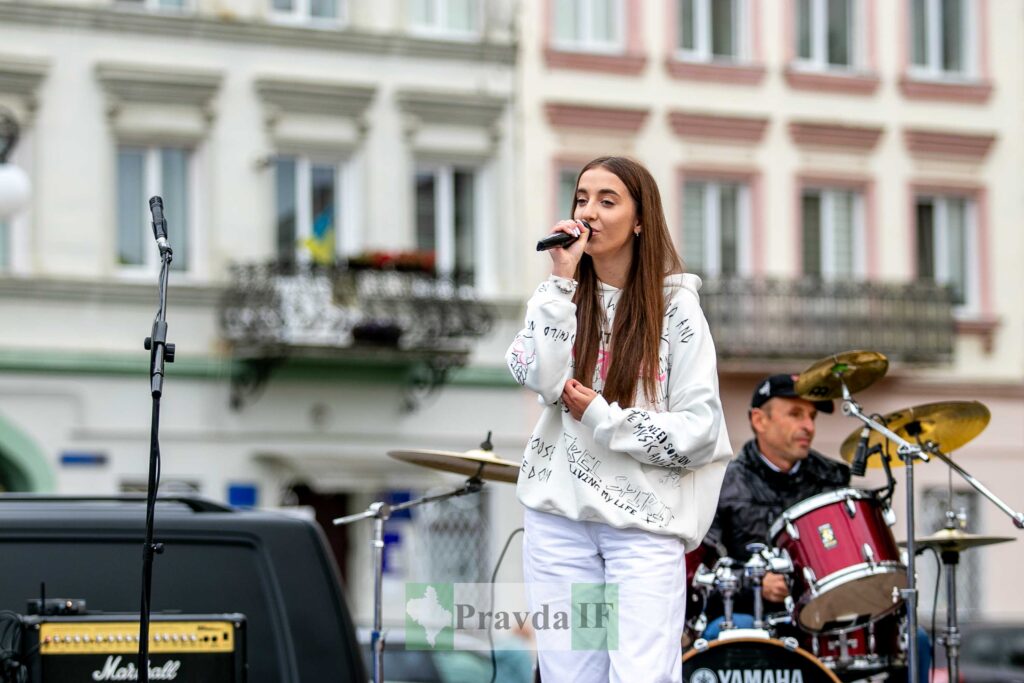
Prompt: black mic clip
<box><xmin>850</xmin><ymin>427</ymin><xmax>872</xmax><ymax>477</ymax></box>
<box><xmin>148</xmin><ymin>196</ymin><xmax>173</xmax><ymax>258</ymax></box>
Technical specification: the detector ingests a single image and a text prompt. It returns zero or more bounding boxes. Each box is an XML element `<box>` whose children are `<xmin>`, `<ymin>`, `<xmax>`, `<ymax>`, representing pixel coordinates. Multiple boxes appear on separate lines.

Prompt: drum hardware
<box><xmin>743</xmin><ymin>543</ymin><xmax>793</xmax><ymax>629</ymax></box>
<box><xmin>683</xmin><ymin>636</ymin><xmax>842</xmax><ymax>683</ymax></box>
<box><xmin>334</xmin><ymin>432</ymin><xmax>516</xmax><ymax>683</ymax></box>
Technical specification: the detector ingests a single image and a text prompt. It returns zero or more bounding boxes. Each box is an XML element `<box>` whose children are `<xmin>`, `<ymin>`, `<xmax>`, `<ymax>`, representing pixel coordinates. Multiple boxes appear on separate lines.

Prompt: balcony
<box><xmin>700</xmin><ymin>278</ymin><xmax>955</xmax><ymax>364</ymax></box>
<box><xmin>219</xmin><ymin>259</ymin><xmax>493</xmax><ymax>409</ymax></box>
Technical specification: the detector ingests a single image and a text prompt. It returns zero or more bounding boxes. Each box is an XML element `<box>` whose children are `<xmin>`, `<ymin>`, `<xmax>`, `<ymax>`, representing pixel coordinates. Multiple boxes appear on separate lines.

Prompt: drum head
<box><xmin>684</xmin><ymin>638</ymin><xmax>840</xmax><ymax>683</ymax></box>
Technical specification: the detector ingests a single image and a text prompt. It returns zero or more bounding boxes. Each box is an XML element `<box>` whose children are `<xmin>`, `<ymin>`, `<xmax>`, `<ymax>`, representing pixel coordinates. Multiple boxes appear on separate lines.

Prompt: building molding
<box><xmin>255</xmin><ymin>78</ymin><xmax>376</xmax><ymax>120</ymax></box>
<box><xmin>668</xmin><ymin>111</ymin><xmax>769</xmax><ymax>143</ymax></box>
<box><xmin>0</xmin><ymin>276</ymin><xmax>225</xmax><ymax>307</ymax></box>
<box><xmin>898</xmin><ymin>78</ymin><xmax>994</xmax><ymax>104</ymax></box>
<box><xmin>784</xmin><ymin>69</ymin><xmax>881</xmax><ymax>95</ymax></box>
<box><xmin>546</xmin><ymin>103</ymin><xmax>649</xmax><ymax>133</ymax></box>
<box><xmin>0</xmin><ymin>2</ymin><xmax>515</xmax><ymax>64</ymax></box>
<box><xmin>95</xmin><ymin>62</ymin><xmax>223</xmax><ymax>127</ymax></box>
<box><xmin>665</xmin><ymin>60</ymin><xmax>766</xmax><ymax>85</ymax></box>
<box><xmin>903</xmin><ymin>129</ymin><xmax>997</xmax><ymax>160</ymax></box>
<box><xmin>0</xmin><ymin>412</ymin><xmax>55</xmax><ymax>492</ymax></box>
<box><xmin>789</xmin><ymin>121</ymin><xmax>884</xmax><ymax>151</ymax></box>
<box><xmin>0</xmin><ymin>54</ymin><xmax>49</xmax><ymax>115</ymax></box>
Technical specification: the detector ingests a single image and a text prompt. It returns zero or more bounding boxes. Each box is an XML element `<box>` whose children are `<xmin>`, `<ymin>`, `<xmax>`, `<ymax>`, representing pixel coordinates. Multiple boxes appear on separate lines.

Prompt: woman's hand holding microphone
<box><xmin>542</xmin><ymin>220</ymin><xmax>589</xmax><ymax>280</ymax></box>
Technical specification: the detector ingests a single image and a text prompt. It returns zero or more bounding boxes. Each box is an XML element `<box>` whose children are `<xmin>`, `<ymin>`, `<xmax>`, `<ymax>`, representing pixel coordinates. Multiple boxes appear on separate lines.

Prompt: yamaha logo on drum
<box><xmin>689</xmin><ymin>668</ymin><xmax>806</xmax><ymax>683</ymax></box>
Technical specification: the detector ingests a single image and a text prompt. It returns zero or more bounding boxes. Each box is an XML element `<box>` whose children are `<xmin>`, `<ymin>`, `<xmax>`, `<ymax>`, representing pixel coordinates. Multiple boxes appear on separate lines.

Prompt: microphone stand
<box><xmin>137</xmin><ymin>197</ymin><xmax>176</xmax><ymax>683</ymax></box>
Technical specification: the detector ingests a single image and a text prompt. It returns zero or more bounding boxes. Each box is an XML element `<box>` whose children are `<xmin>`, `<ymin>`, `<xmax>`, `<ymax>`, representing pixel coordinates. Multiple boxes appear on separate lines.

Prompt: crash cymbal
<box><xmin>795</xmin><ymin>350</ymin><xmax>889</xmax><ymax>401</ymax></box>
<box><xmin>898</xmin><ymin>528</ymin><xmax>1015</xmax><ymax>553</ymax></box>
<box><xmin>388</xmin><ymin>448</ymin><xmax>520</xmax><ymax>484</ymax></box>
<box><xmin>839</xmin><ymin>400</ymin><xmax>990</xmax><ymax>467</ymax></box>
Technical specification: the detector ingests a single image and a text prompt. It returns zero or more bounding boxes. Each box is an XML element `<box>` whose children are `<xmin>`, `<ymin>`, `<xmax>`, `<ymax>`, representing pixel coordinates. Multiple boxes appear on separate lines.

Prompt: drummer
<box><xmin>701</xmin><ymin>374</ymin><xmax>931</xmax><ymax>683</ymax></box>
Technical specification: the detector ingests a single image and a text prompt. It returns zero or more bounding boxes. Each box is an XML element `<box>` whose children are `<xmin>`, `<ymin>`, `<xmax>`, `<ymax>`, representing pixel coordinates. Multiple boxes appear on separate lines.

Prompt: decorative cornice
<box><xmin>544</xmin><ymin>49</ymin><xmax>646</xmax><ymax>75</ymax></box>
<box><xmin>395</xmin><ymin>90</ymin><xmax>507</xmax><ymax>128</ymax></box>
<box><xmin>0</xmin><ymin>275</ymin><xmax>225</xmax><ymax>307</ymax></box>
<box><xmin>898</xmin><ymin>77</ymin><xmax>993</xmax><ymax>104</ymax></box>
<box><xmin>255</xmin><ymin>77</ymin><xmax>376</xmax><ymax>119</ymax></box>
<box><xmin>95</xmin><ymin>62</ymin><xmax>223</xmax><ymax>110</ymax></box>
<box><xmin>789</xmin><ymin>121</ymin><xmax>884</xmax><ymax>151</ymax></box>
<box><xmin>955</xmin><ymin>315</ymin><xmax>1001</xmax><ymax>354</ymax></box>
<box><xmin>903</xmin><ymin>129</ymin><xmax>997</xmax><ymax>160</ymax></box>
<box><xmin>546</xmin><ymin>103</ymin><xmax>649</xmax><ymax>133</ymax></box>
<box><xmin>0</xmin><ymin>54</ymin><xmax>49</xmax><ymax>103</ymax></box>
<box><xmin>0</xmin><ymin>2</ymin><xmax>515</xmax><ymax>64</ymax></box>
<box><xmin>667</xmin><ymin>111</ymin><xmax>769</xmax><ymax>143</ymax></box>
<box><xmin>784</xmin><ymin>68</ymin><xmax>880</xmax><ymax>95</ymax></box>
<box><xmin>665</xmin><ymin>59</ymin><xmax>766</xmax><ymax>85</ymax></box>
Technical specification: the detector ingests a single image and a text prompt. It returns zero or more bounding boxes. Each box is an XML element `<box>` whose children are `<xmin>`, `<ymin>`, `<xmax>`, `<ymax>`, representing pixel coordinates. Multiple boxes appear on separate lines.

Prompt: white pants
<box><xmin>523</xmin><ymin>507</ymin><xmax>687</xmax><ymax>683</ymax></box>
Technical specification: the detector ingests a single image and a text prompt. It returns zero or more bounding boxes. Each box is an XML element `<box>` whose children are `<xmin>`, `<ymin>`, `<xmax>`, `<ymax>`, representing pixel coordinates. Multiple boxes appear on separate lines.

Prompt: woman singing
<box><xmin>505</xmin><ymin>156</ymin><xmax>732</xmax><ymax>683</ymax></box>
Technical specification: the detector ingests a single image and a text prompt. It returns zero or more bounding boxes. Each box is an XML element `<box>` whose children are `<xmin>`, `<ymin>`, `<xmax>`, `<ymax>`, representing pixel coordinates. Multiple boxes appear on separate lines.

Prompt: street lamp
<box><xmin>0</xmin><ymin>106</ymin><xmax>31</xmax><ymax>219</ymax></box>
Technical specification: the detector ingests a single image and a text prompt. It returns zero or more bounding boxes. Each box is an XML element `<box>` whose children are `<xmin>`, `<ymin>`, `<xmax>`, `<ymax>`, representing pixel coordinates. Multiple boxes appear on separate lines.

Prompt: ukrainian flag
<box><xmin>302</xmin><ymin>204</ymin><xmax>334</xmax><ymax>265</ymax></box>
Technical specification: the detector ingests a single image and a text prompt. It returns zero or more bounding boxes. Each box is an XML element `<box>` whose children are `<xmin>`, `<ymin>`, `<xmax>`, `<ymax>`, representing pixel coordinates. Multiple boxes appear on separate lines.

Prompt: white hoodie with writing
<box><xmin>505</xmin><ymin>273</ymin><xmax>732</xmax><ymax>548</ymax></box>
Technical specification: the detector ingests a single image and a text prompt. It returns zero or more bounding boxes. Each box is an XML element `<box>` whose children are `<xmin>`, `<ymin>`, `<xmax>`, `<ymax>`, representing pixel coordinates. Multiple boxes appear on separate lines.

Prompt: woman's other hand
<box><xmin>561</xmin><ymin>378</ymin><xmax>597</xmax><ymax>421</ymax></box>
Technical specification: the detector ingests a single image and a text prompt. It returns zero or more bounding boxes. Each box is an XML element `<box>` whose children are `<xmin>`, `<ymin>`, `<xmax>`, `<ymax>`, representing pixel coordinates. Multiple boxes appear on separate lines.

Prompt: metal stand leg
<box><xmin>902</xmin><ymin>447</ymin><xmax>919</xmax><ymax>683</ymax></box>
<box><xmin>942</xmin><ymin>550</ymin><xmax>961</xmax><ymax>683</ymax></box>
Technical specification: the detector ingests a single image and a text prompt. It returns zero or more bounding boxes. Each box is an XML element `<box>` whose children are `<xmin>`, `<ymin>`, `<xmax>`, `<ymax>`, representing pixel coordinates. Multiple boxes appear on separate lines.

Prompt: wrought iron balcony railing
<box><xmin>219</xmin><ymin>260</ymin><xmax>493</xmax><ymax>408</ymax></box>
<box><xmin>700</xmin><ymin>277</ymin><xmax>955</xmax><ymax>364</ymax></box>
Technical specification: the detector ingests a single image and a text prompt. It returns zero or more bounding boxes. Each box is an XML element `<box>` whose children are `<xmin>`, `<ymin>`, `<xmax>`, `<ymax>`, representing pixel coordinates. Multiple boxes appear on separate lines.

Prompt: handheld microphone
<box><xmin>148</xmin><ymin>196</ymin><xmax>171</xmax><ymax>255</ymax></box>
<box><xmin>536</xmin><ymin>221</ymin><xmax>590</xmax><ymax>251</ymax></box>
<box><xmin>850</xmin><ymin>427</ymin><xmax>872</xmax><ymax>477</ymax></box>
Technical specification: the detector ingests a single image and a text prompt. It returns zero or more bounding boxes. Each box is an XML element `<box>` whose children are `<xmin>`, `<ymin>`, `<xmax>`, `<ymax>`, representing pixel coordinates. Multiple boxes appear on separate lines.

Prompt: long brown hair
<box><xmin>572</xmin><ymin>157</ymin><xmax>684</xmax><ymax>408</ymax></box>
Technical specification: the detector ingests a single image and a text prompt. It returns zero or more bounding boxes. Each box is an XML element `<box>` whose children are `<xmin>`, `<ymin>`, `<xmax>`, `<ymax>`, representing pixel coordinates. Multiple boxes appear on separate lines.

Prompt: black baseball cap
<box><xmin>750</xmin><ymin>374</ymin><xmax>834</xmax><ymax>414</ymax></box>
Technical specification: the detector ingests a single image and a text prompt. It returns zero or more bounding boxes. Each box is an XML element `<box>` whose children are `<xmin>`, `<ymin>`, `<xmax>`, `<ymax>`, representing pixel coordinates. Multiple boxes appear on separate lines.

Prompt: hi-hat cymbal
<box><xmin>388</xmin><ymin>448</ymin><xmax>520</xmax><ymax>483</ymax></box>
<box><xmin>795</xmin><ymin>350</ymin><xmax>889</xmax><ymax>401</ymax></box>
<box><xmin>898</xmin><ymin>528</ymin><xmax>1015</xmax><ymax>554</ymax></box>
<box><xmin>839</xmin><ymin>400</ymin><xmax>990</xmax><ymax>467</ymax></box>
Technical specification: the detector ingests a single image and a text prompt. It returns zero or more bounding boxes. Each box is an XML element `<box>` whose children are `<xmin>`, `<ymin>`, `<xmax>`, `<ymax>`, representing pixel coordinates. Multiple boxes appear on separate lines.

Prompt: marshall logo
<box><xmin>91</xmin><ymin>656</ymin><xmax>182</xmax><ymax>681</ymax></box>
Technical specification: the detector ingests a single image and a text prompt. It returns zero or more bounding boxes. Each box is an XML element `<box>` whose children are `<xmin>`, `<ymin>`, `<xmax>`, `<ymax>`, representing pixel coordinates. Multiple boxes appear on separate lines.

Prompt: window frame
<box><xmin>275</xmin><ymin>153</ymin><xmax>357</xmax><ymax>266</ymax></box>
<box><xmin>407</xmin><ymin>0</ymin><xmax>483</xmax><ymax>40</ymax></box>
<box><xmin>414</xmin><ymin>161</ymin><xmax>484</xmax><ymax>287</ymax></box>
<box><xmin>269</xmin><ymin>0</ymin><xmax>346</xmax><ymax>27</ymax></box>
<box><xmin>801</xmin><ymin>185</ymin><xmax>866</xmax><ymax>281</ymax></box>
<box><xmin>114</xmin><ymin>0</ymin><xmax>194</xmax><ymax>13</ymax></box>
<box><xmin>909</xmin><ymin>0</ymin><xmax>976</xmax><ymax>81</ymax></box>
<box><xmin>675</xmin><ymin>0</ymin><xmax>748</xmax><ymax>64</ymax></box>
<box><xmin>792</xmin><ymin>0</ymin><xmax>863</xmax><ymax>72</ymax></box>
<box><xmin>551</xmin><ymin>0</ymin><xmax>628</xmax><ymax>54</ymax></box>
<box><xmin>915</xmin><ymin>192</ymin><xmax>979</xmax><ymax>313</ymax></box>
<box><xmin>681</xmin><ymin>178</ymin><xmax>753</xmax><ymax>278</ymax></box>
<box><xmin>115</xmin><ymin>144</ymin><xmax>200</xmax><ymax>279</ymax></box>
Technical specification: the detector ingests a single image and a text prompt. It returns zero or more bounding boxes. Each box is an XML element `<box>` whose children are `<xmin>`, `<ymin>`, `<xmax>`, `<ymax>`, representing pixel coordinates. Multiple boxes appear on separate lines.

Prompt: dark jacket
<box><xmin>705</xmin><ymin>438</ymin><xmax>850</xmax><ymax>615</ymax></box>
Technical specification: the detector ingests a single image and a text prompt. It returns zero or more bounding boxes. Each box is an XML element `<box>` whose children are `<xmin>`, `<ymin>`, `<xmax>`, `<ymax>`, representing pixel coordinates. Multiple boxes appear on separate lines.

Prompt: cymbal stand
<box><xmin>839</xmin><ymin>379</ymin><xmax>927</xmax><ymax>683</ymax></box>
<box><xmin>934</xmin><ymin>509</ymin><xmax>966</xmax><ymax>683</ymax></box>
<box><xmin>333</xmin><ymin>472</ymin><xmax>485</xmax><ymax>683</ymax></box>
<box><xmin>917</xmin><ymin>444</ymin><xmax>1024</xmax><ymax>530</ymax></box>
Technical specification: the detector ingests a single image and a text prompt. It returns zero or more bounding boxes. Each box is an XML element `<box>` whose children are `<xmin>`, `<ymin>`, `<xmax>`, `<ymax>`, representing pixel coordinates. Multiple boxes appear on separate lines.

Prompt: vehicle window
<box><xmin>1007</xmin><ymin>633</ymin><xmax>1024</xmax><ymax>670</ymax></box>
<box><xmin>360</xmin><ymin>642</ymin><xmax>440</xmax><ymax>682</ymax></box>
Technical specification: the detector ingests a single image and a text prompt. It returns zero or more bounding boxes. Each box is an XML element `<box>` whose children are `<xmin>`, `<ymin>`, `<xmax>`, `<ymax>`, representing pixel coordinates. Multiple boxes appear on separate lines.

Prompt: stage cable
<box><xmin>487</xmin><ymin>526</ymin><xmax>524</xmax><ymax>683</ymax></box>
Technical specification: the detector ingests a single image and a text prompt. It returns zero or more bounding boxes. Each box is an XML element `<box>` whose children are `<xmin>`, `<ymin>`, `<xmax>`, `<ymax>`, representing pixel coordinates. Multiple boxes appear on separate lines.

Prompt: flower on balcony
<box><xmin>346</xmin><ymin>250</ymin><xmax>436</xmax><ymax>273</ymax></box>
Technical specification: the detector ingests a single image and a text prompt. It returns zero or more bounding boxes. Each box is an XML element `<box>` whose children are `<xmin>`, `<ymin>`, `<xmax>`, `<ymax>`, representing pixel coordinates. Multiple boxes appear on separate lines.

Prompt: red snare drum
<box><xmin>770</xmin><ymin>488</ymin><xmax>906</xmax><ymax>633</ymax></box>
<box><xmin>803</xmin><ymin>611</ymin><xmax>906</xmax><ymax>673</ymax></box>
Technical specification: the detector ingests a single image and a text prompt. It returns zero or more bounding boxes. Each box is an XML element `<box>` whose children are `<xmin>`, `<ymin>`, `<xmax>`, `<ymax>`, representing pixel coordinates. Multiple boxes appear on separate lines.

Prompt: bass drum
<box><xmin>683</xmin><ymin>637</ymin><xmax>840</xmax><ymax>683</ymax></box>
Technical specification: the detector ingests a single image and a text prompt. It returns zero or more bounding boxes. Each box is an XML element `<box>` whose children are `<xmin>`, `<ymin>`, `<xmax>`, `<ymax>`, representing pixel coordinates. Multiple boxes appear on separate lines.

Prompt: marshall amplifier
<box><xmin>21</xmin><ymin>613</ymin><xmax>246</xmax><ymax>683</ymax></box>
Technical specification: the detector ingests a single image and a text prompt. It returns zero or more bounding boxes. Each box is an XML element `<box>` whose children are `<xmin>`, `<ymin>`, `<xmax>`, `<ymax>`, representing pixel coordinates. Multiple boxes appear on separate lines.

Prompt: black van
<box><xmin>0</xmin><ymin>495</ymin><xmax>367</xmax><ymax>683</ymax></box>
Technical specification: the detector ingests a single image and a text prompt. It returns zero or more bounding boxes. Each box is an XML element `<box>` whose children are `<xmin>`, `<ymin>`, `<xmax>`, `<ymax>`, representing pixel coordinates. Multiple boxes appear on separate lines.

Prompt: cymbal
<box><xmin>388</xmin><ymin>448</ymin><xmax>520</xmax><ymax>484</ymax></box>
<box><xmin>795</xmin><ymin>350</ymin><xmax>889</xmax><ymax>401</ymax></box>
<box><xmin>898</xmin><ymin>528</ymin><xmax>1015</xmax><ymax>553</ymax></box>
<box><xmin>839</xmin><ymin>401</ymin><xmax>990</xmax><ymax>467</ymax></box>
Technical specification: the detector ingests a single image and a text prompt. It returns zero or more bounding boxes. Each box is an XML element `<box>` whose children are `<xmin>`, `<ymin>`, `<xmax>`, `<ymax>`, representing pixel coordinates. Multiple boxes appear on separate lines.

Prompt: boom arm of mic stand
<box><xmin>924</xmin><ymin>445</ymin><xmax>1024</xmax><ymax>529</ymax></box>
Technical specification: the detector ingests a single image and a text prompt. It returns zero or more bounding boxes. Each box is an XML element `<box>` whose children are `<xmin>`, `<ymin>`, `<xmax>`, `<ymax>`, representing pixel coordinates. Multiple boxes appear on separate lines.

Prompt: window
<box><xmin>682</xmin><ymin>180</ymin><xmax>750</xmax><ymax>278</ymax></box>
<box><xmin>409</xmin><ymin>0</ymin><xmax>479</xmax><ymax>37</ymax></box>
<box><xmin>270</xmin><ymin>0</ymin><xmax>343</xmax><ymax>24</ymax></box>
<box><xmin>275</xmin><ymin>156</ymin><xmax>351</xmax><ymax>265</ymax></box>
<box><xmin>911</xmin><ymin>0</ymin><xmax>973</xmax><ymax>78</ymax></box>
<box><xmin>801</xmin><ymin>187</ymin><xmax>864</xmax><ymax>280</ymax></box>
<box><xmin>415</xmin><ymin>164</ymin><xmax>478</xmax><ymax>286</ymax></box>
<box><xmin>795</xmin><ymin>0</ymin><xmax>856</xmax><ymax>69</ymax></box>
<box><xmin>916</xmin><ymin>194</ymin><xmax>976</xmax><ymax>309</ymax></box>
<box><xmin>117</xmin><ymin>146</ymin><xmax>192</xmax><ymax>274</ymax></box>
<box><xmin>553</xmin><ymin>0</ymin><xmax>625</xmax><ymax>53</ymax></box>
<box><xmin>678</xmin><ymin>0</ymin><xmax>745</xmax><ymax>62</ymax></box>
<box><xmin>918</xmin><ymin>487</ymin><xmax>980</xmax><ymax>619</ymax></box>
<box><xmin>556</xmin><ymin>167</ymin><xmax>579</xmax><ymax>220</ymax></box>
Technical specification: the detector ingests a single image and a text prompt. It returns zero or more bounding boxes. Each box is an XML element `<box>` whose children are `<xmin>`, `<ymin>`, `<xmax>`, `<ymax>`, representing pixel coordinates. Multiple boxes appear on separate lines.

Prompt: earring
<box><xmin>633</xmin><ymin>230</ymin><xmax>641</xmax><ymax>237</ymax></box>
